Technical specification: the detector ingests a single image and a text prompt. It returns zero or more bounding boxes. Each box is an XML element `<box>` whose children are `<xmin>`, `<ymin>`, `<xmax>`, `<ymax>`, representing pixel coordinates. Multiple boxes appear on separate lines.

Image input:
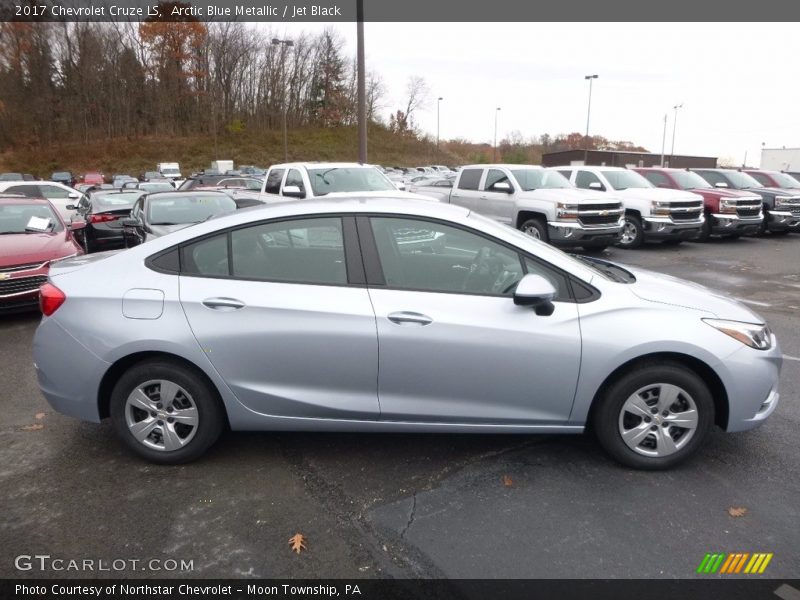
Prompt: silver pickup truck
<box><xmin>418</xmin><ymin>164</ymin><xmax>624</xmax><ymax>251</ymax></box>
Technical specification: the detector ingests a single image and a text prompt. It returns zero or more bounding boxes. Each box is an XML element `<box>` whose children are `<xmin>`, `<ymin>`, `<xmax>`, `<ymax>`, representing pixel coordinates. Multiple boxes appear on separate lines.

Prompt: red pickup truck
<box><xmin>633</xmin><ymin>168</ymin><xmax>763</xmax><ymax>241</ymax></box>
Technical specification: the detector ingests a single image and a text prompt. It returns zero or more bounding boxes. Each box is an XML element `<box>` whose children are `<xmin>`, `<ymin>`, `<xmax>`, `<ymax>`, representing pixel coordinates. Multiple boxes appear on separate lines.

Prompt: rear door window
<box><xmin>457</xmin><ymin>169</ymin><xmax>483</xmax><ymax>191</ymax></box>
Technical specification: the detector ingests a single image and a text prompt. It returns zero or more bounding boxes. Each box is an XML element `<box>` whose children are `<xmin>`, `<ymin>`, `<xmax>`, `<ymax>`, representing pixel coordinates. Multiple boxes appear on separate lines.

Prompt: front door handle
<box><xmin>202</xmin><ymin>297</ymin><xmax>245</xmax><ymax>310</ymax></box>
<box><xmin>387</xmin><ymin>311</ymin><xmax>433</xmax><ymax>326</ymax></box>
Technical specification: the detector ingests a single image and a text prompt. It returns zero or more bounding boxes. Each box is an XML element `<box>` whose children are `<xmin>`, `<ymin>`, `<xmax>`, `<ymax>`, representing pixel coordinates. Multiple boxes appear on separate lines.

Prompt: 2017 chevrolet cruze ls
<box><xmin>32</xmin><ymin>198</ymin><xmax>782</xmax><ymax>469</ymax></box>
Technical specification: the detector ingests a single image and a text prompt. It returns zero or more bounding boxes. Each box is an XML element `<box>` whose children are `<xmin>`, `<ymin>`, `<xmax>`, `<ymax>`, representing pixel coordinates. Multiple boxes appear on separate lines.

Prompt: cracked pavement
<box><xmin>1</xmin><ymin>234</ymin><xmax>798</xmax><ymax>579</ymax></box>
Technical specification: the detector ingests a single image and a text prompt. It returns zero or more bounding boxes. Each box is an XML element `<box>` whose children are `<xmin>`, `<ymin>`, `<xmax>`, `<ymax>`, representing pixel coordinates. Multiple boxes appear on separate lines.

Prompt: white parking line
<box><xmin>783</xmin><ymin>355</ymin><xmax>800</xmax><ymax>362</ymax></box>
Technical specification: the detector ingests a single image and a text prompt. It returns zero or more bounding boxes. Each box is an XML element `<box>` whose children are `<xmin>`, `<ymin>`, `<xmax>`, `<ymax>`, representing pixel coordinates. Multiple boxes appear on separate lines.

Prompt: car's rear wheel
<box><xmin>110</xmin><ymin>360</ymin><xmax>225</xmax><ymax>464</ymax></box>
<box><xmin>519</xmin><ymin>218</ymin><xmax>548</xmax><ymax>243</ymax></box>
<box><xmin>694</xmin><ymin>217</ymin><xmax>711</xmax><ymax>242</ymax></box>
<box><xmin>616</xmin><ymin>214</ymin><xmax>644</xmax><ymax>249</ymax></box>
<box><xmin>592</xmin><ymin>362</ymin><xmax>714</xmax><ymax>470</ymax></box>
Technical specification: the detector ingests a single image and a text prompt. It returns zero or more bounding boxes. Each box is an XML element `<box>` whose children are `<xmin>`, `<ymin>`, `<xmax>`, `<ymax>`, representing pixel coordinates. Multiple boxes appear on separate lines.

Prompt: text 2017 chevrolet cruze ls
<box><xmin>32</xmin><ymin>198</ymin><xmax>782</xmax><ymax>469</ymax></box>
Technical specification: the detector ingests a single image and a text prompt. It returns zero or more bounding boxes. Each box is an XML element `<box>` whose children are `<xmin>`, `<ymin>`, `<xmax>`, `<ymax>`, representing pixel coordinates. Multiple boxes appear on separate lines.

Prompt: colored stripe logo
<box><xmin>697</xmin><ymin>552</ymin><xmax>773</xmax><ymax>574</ymax></box>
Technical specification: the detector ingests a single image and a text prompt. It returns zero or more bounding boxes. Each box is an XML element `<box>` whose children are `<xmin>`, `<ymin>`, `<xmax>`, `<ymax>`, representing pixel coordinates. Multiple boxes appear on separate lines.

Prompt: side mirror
<box><xmin>121</xmin><ymin>218</ymin><xmax>141</xmax><ymax>228</ymax></box>
<box><xmin>588</xmin><ymin>181</ymin><xmax>604</xmax><ymax>190</ymax></box>
<box><xmin>513</xmin><ymin>274</ymin><xmax>556</xmax><ymax>316</ymax></box>
<box><xmin>68</xmin><ymin>192</ymin><xmax>80</xmax><ymax>199</ymax></box>
<box><xmin>65</xmin><ymin>204</ymin><xmax>76</xmax><ymax>211</ymax></box>
<box><xmin>282</xmin><ymin>185</ymin><xmax>305</xmax><ymax>198</ymax></box>
<box><xmin>714</xmin><ymin>182</ymin><xmax>729</xmax><ymax>188</ymax></box>
<box><xmin>490</xmin><ymin>181</ymin><xmax>513</xmax><ymax>193</ymax></box>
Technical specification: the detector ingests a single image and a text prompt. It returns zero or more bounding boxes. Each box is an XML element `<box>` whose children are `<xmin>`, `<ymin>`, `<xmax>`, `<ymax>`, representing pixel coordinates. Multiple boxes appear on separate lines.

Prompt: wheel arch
<box><xmin>98</xmin><ymin>351</ymin><xmax>229</xmax><ymax>428</ymax></box>
<box><xmin>515</xmin><ymin>209</ymin><xmax>547</xmax><ymax>229</ymax></box>
<box><xmin>585</xmin><ymin>352</ymin><xmax>729</xmax><ymax>430</ymax></box>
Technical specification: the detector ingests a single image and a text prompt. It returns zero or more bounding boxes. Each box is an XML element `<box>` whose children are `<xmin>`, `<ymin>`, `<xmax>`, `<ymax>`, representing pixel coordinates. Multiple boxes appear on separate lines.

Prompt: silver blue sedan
<box><xmin>32</xmin><ymin>197</ymin><xmax>782</xmax><ymax>469</ymax></box>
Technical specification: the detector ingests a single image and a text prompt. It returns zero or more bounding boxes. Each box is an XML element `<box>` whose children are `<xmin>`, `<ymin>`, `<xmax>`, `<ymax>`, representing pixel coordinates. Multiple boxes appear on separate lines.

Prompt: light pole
<box><xmin>271</xmin><ymin>38</ymin><xmax>294</xmax><ymax>162</ymax></box>
<box><xmin>356</xmin><ymin>0</ymin><xmax>366</xmax><ymax>163</ymax></box>
<box><xmin>660</xmin><ymin>113</ymin><xmax>667</xmax><ymax>167</ymax></box>
<box><xmin>436</xmin><ymin>97</ymin><xmax>443</xmax><ymax>151</ymax></box>
<box><xmin>583</xmin><ymin>74</ymin><xmax>598</xmax><ymax>165</ymax></box>
<box><xmin>670</xmin><ymin>103</ymin><xmax>683</xmax><ymax>167</ymax></box>
<box><xmin>494</xmin><ymin>107</ymin><xmax>501</xmax><ymax>162</ymax></box>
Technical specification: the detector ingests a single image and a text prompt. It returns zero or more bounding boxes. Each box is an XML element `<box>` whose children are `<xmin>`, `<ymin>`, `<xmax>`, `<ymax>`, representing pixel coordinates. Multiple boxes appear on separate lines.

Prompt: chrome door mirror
<box><xmin>282</xmin><ymin>185</ymin><xmax>305</xmax><ymax>198</ymax></box>
<box><xmin>588</xmin><ymin>181</ymin><xmax>604</xmax><ymax>190</ymax></box>
<box><xmin>490</xmin><ymin>181</ymin><xmax>513</xmax><ymax>193</ymax></box>
<box><xmin>714</xmin><ymin>182</ymin><xmax>729</xmax><ymax>188</ymax></box>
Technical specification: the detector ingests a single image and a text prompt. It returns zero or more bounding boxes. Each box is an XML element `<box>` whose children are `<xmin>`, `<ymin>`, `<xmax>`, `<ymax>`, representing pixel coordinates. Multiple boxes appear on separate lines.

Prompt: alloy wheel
<box><xmin>620</xmin><ymin>220</ymin><xmax>637</xmax><ymax>245</ymax></box>
<box><xmin>523</xmin><ymin>224</ymin><xmax>542</xmax><ymax>239</ymax></box>
<box><xmin>124</xmin><ymin>379</ymin><xmax>199</xmax><ymax>451</ymax></box>
<box><xmin>617</xmin><ymin>383</ymin><xmax>698</xmax><ymax>457</ymax></box>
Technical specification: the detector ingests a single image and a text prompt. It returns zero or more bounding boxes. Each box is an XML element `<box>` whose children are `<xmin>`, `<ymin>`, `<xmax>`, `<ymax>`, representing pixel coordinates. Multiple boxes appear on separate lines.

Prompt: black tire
<box><xmin>519</xmin><ymin>218</ymin><xmax>548</xmax><ymax>243</ymax></box>
<box><xmin>757</xmin><ymin>211</ymin><xmax>768</xmax><ymax>236</ymax></box>
<box><xmin>693</xmin><ymin>217</ymin><xmax>711</xmax><ymax>243</ymax></box>
<box><xmin>591</xmin><ymin>362</ymin><xmax>714</xmax><ymax>470</ymax></box>
<box><xmin>616</xmin><ymin>213</ymin><xmax>644</xmax><ymax>249</ymax></box>
<box><xmin>771</xmin><ymin>229</ymin><xmax>790</xmax><ymax>236</ymax></box>
<box><xmin>110</xmin><ymin>359</ymin><xmax>225</xmax><ymax>464</ymax></box>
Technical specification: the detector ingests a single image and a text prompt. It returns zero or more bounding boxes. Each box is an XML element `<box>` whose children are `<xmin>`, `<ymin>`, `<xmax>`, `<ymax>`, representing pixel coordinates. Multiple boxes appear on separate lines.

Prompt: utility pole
<box><xmin>357</xmin><ymin>0</ymin><xmax>367</xmax><ymax>163</ymax></box>
<box><xmin>660</xmin><ymin>113</ymin><xmax>667</xmax><ymax>167</ymax></box>
<box><xmin>437</xmin><ymin>96</ymin><xmax>443</xmax><ymax>151</ymax></box>
<box><xmin>271</xmin><ymin>38</ymin><xmax>294</xmax><ymax>162</ymax></box>
<box><xmin>670</xmin><ymin>103</ymin><xmax>683</xmax><ymax>167</ymax></box>
<box><xmin>494</xmin><ymin>107</ymin><xmax>501</xmax><ymax>162</ymax></box>
<box><xmin>583</xmin><ymin>74</ymin><xmax>598</xmax><ymax>165</ymax></box>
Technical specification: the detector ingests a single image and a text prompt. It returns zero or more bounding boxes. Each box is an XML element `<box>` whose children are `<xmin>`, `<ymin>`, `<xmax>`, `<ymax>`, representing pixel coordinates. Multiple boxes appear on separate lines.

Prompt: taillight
<box><xmin>89</xmin><ymin>214</ymin><xmax>118</xmax><ymax>223</ymax></box>
<box><xmin>39</xmin><ymin>283</ymin><xmax>66</xmax><ymax>316</ymax></box>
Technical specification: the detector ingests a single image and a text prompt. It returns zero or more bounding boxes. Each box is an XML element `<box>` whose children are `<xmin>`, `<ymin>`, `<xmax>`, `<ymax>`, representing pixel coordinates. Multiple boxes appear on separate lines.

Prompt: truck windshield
<box><xmin>671</xmin><ymin>171</ymin><xmax>712</xmax><ymax>190</ymax></box>
<box><xmin>765</xmin><ymin>172</ymin><xmax>800</xmax><ymax>188</ymax></box>
<box><xmin>510</xmin><ymin>169</ymin><xmax>572</xmax><ymax>190</ymax></box>
<box><xmin>723</xmin><ymin>171</ymin><xmax>763</xmax><ymax>189</ymax></box>
<box><xmin>308</xmin><ymin>167</ymin><xmax>395</xmax><ymax>196</ymax></box>
<box><xmin>601</xmin><ymin>170</ymin><xmax>653</xmax><ymax>190</ymax></box>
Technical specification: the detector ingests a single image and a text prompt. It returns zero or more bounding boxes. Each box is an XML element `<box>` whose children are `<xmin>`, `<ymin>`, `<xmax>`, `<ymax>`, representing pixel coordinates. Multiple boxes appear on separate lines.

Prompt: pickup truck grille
<box><xmin>734</xmin><ymin>199</ymin><xmax>762</xmax><ymax>218</ymax></box>
<box><xmin>0</xmin><ymin>275</ymin><xmax>47</xmax><ymax>297</ymax></box>
<box><xmin>669</xmin><ymin>201</ymin><xmax>703</xmax><ymax>221</ymax></box>
<box><xmin>577</xmin><ymin>204</ymin><xmax>623</xmax><ymax>227</ymax></box>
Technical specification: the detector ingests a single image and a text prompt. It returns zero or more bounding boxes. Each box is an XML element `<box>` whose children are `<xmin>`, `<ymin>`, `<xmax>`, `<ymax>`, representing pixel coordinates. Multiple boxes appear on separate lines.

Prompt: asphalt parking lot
<box><xmin>1</xmin><ymin>234</ymin><xmax>798</xmax><ymax>580</ymax></box>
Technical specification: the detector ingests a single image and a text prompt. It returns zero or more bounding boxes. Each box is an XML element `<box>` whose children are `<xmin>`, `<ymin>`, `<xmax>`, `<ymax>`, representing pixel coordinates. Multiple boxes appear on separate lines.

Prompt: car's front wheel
<box><xmin>592</xmin><ymin>362</ymin><xmax>714</xmax><ymax>470</ymax></box>
<box><xmin>110</xmin><ymin>360</ymin><xmax>225</xmax><ymax>464</ymax></box>
<box><xmin>519</xmin><ymin>218</ymin><xmax>549</xmax><ymax>243</ymax></box>
<box><xmin>616</xmin><ymin>214</ymin><xmax>644</xmax><ymax>249</ymax></box>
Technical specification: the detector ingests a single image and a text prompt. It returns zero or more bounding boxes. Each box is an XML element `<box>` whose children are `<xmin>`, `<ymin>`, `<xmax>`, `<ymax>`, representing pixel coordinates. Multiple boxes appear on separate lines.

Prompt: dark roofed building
<box><xmin>541</xmin><ymin>149</ymin><xmax>717</xmax><ymax>169</ymax></box>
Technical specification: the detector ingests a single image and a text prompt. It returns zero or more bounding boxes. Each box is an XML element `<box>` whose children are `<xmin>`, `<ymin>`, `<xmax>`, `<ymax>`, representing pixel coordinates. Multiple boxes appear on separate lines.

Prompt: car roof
<box><xmin>554</xmin><ymin>165</ymin><xmax>626</xmax><ymax>171</ymax></box>
<box><xmin>145</xmin><ymin>190</ymin><xmax>229</xmax><ymax>199</ymax></box>
<box><xmin>460</xmin><ymin>164</ymin><xmax>542</xmax><ymax>170</ymax></box>
<box><xmin>270</xmin><ymin>162</ymin><xmax>378</xmax><ymax>170</ymax></box>
<box><xmin>0</xmin><ymin>195</ymin><xmax>52</xmax><ymax>205</ymax></box>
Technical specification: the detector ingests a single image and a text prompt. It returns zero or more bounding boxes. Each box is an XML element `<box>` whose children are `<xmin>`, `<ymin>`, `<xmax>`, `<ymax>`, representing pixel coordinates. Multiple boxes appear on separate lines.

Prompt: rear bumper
<box><xmin>32</xmin><ymin>316</ymin><xmax>108</xmax><ymax>422</ymax></box>
<box><xmin>642</xmin><ymin>216</ymin><xmax>704</xmax><ymax>240</ymax></box>
<box><xmin>547</xmin><ymin>221</ymin><xmax>622</xmax><ymax>246</ymax></box>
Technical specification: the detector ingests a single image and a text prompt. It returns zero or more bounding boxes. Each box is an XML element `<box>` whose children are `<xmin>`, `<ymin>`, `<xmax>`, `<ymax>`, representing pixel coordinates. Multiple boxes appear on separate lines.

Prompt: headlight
<box><xmin>775</xmin><ymin>196</ymin><xmax>791</xmax><ymax>208</ymax></box>
<box><xmin>719</xmin><ymin>198</ymin><xmax>738</xmax><ymax>213</ymax></box>
<box><xmin>651</xmin><ymin>200</ymin><xmax>671</xmax><ymax>216</ymax></box>
<box><xmin>703</xmin><ymin>318</ymin><xmax>773</xmax><ymax>350</ymax></box>
<box><xmin>556</xmin><ymin>202</ymin><xmax>579</xmax><ymax>220</ymax></box>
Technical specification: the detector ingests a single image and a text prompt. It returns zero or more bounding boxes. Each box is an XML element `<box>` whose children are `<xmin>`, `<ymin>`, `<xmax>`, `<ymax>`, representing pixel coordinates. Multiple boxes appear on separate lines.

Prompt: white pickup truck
<box><xmin>241</xmin><ymin>162</ymin><xmax>431</xmax><ymax>203</ymax></box>
<box><xmin>555</xmin><ymin>166</ymin><xmax>705</xmax><ymax>248</ymax></box>
<box><xmin>423</xmin><ymin>164</ymin><xmax>624</xmax><ymax>251</ymax></box>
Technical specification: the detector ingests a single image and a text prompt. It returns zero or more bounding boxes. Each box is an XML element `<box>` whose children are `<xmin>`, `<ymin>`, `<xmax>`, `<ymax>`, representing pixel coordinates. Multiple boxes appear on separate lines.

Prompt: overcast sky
<box><xmin>272</xmin><ymin>22</ymin><xmax>800</xmax><ymax>165</ymax></box>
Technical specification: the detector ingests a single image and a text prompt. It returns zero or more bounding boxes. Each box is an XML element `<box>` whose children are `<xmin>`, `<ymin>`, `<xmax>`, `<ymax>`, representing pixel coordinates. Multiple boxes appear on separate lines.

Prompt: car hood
<box><xmin>517</xmin><ymin>188</ymin><xmax>621</xmax><ymax>204</ymax></box>
<box><xmin>622</xmin><ymin>263</ymin><xmax>763</xmax><ymax>322</ymax></box>
<box><xmin>615</xmin><ymin>187</ymin><xmax>703</xmax><ymax>202</ymax></box>
<box><xmin>688</xmin><ymin>187</ymin><xmax>761</xmax><ymax>199</ymax></box>
<box><xmin>742</xmin><ymin>186</ymin><xmax>789</xmax><ymax>197</ymax></box>
<box><xmin>0</xmin><ymin>233</ymin><xmax>79</xmax><ymax>268</ymax></box>
<box><xmin>148</xmin><ymin>223</ymin><xmax>194</xmax><ymax>238</ymax></box>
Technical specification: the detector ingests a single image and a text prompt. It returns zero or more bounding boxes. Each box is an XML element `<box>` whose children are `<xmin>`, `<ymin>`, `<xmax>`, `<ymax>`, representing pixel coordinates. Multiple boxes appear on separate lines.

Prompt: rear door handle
<box><xmin>387</xmin><ymin>311</ymin><xmax>433</xmax><ymax>326</ymax></box>
<box><xmin>202</xmin><ymin>297</ymin><xmax>245</xmax><ymax>310</ymax></box>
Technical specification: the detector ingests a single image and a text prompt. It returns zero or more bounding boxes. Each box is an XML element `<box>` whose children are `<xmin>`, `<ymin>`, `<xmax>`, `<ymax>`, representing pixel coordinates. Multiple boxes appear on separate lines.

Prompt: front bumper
<box><xmin>710</xmin><ymin>213</ymin><xmax>762</xmax><ymax>236</ymax></box>
<box><xmin>716</xmin><ymin>336</ymin><xmax>783</xmax><ymax>432</ymax></box>
<box><xmin>642</xmin><ymin>216</ymin><xmax>704</xmax><ymax>240</ymax></box>
<box><xmin>768</xmin><ymin>210</ymin><xmax>800</xmax><ymax>231</ymax></box>
<box><xmin>0</xmin><ymin>264</ymin><xmax>49</xmax><ymax>312</ymax></box>
<box><xmin>547</xmin><ymin>221</ymin><xmax>622</xmax><ymax>246</ymax></box>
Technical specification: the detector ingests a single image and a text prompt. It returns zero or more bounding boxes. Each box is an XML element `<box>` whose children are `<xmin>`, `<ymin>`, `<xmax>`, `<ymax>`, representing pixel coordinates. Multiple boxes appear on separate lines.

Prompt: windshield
<box><xmin>0</xmin><ymin>203</ymin><xmax>62</xmax><ymax>234</ymax></box>
<box><xmin>511</xmin><ymin>169</ymin><xmax>572</xmax><ymax>190</ymax></box>
<box><xmin>766</xmin><ymin>172</ymin><xmax>800</xmax><ymax>188</ymax></box>
<box><xmin>92</xmin><ymin>192</ymin><xmax>141</xmax><ymax>208</ymax></box>
<box><xmin>724</xmin><ymin>171</ymin><xmax>763</xmax><ymax>188</ymax></box>
<box><xmin>161</xmin><ymin>168</ymin><xmax>180</xmax><ymax>175</ymax></box>
<box><xmin>671</xmin><ymin>171</ymin><xmax>712</xmax><ymax>189</ymax></box>
<box><xmin>52</xmin><ymin>172</ymin><xmax>70</xmax><ymax>179</ymax></box>
<box><xmin>139</xmin><ymin>182</ymin><xmax>174</xmax><ymax>193</ymax></box>
<box><xmin>601</xmin><ymin>170</ymin><xmax>653</xmax><ymax>190</ymax></box>
<box><xmin>307</xmin><ymin>167</ymin><xmax>395</xmax><ymax>196</ymax></box>
<box><xmin>147</xmin><ymin>194</ymin><xmax>236</xmax><ymax>225</ymax></box>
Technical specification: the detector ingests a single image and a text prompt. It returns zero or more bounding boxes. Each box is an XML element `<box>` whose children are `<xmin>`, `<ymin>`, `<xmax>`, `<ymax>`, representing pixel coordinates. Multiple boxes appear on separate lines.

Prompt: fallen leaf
<box><xmin>728</xmin><ymin>506</ymin><xmax>748</xmax><ymax>518</ymax></box>
<box><xmin>35</xmin><ymin>412</ymin><xmax>46</xmax><ymax>420</ymax></box>
<box><xmin>502</xmin><ymin>475</ymin><xmax>514</xmax><ymax>488</ymax></box>
<box><xmin>21</xmin><ymin>423</ymin><xmax>44</xmax><ymax>431</ymax></box>
<box><xmin>288</xmin><ymin>533</ymin><xmax>307</xmax><ymax>554</ymax></box>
